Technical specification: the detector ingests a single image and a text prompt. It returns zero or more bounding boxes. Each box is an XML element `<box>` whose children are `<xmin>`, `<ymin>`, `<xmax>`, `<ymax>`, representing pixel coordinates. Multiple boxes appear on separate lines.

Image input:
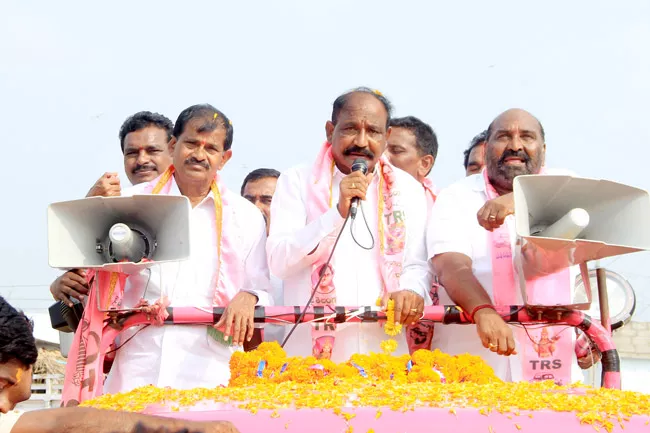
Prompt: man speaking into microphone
<box><xmin>267</xmin><ymin>87</ymin><xmax>431</xmax><ymax>361</ymax></box>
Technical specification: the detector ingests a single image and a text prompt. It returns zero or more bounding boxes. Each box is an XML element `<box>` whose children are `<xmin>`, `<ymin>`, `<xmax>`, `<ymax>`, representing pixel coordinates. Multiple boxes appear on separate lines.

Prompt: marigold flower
<box><xmin>81</xmin><ymin>342</ymin><xmax>650</xmax><ymax>432</ymax></box>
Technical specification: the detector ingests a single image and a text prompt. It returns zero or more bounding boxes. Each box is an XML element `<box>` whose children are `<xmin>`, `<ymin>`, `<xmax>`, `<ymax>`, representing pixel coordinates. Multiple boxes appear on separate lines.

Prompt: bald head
<box><xmin>485</xmin><ymin>108</ymin><xmax>546</xmax><ymax>194</ymax></box>
<box><xmin>486</xmin><ymin>109</ymin><xmax>545</xmax><ymax>142</ymax></box>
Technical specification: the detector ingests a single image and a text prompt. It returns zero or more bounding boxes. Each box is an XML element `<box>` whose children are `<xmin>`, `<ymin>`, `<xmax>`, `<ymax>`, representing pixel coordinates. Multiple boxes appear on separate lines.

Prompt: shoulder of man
<box><xmin>278</xmin><ymin>163</ymin><xmax>311</xmax><ymax>183</ymax></box>
<box><xmin>389</xmin><ymin>164</ymin><xmax>423</xmax><ymax>191</ymax></box>
<box><xmin>436</xmin><ymin>173</ymin><xmax>482</xmax><ymax>201</ymax></box>
<box><xmin>120</xmin><ymin>181</ymin><xmax>151</xmax><ymax>197</ymax></box>
<box><xmin>0</xmin><ymin>410</ymin><xmax>23</xmax><ymax>433</ymax></box>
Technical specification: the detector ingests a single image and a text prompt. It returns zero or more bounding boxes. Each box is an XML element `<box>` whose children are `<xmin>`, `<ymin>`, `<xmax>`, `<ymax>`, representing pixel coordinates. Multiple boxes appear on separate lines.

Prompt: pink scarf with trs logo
<box><xmin>305</xmin><ymin>142</ymin><xmax>411</xmax><ymax>359</ymax></box>
<box><xmin>482</xmin><ymin>168</ymin><xmax>574</xmax><ymax>385</ymax></box>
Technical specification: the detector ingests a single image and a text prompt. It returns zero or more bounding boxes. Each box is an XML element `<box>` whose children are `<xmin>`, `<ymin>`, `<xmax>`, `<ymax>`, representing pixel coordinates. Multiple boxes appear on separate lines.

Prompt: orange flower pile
<box><xmin>81</xmin><ymin>342</ymin><xmax>650</xmax><ymax>432</ymax></box>
<box><xmin>81</xmin><ymin>301</ymin><xmax>650</xmax><ymax>433</ymax></box>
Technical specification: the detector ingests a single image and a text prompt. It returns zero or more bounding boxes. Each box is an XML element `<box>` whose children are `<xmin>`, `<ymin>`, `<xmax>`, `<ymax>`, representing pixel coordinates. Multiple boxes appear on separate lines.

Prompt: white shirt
<box><xmin>104</xmin><ymin>176</ymin><xmax>271</xmax><ymax>394</ymax></box>
<box><xmin>0</xmin><ymin>411</ymin><xmax>22</xmax><ymax>433</ymax></box>
<box><xmin>266</xmin><ymin>162</ymin><xmax>432</xmax><ymax>361</ymax></box>
<box><xmin>410</xmin><ymin>172</ymin><xmax>581</xmax><ymax>382</ymax></box>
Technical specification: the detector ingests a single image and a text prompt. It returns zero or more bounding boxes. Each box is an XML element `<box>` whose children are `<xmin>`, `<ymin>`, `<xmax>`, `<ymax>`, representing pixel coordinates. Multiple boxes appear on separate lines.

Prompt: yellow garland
<box><xmin>383</xmin><ymin>299</ymin><xmax>402</xmax><ymax>336</ymax></box>
<box><xmin>152</xmin><ymin>166</ymin><xmax>223</xmax><ymax>283</ymax></box>
<box><xmin>82</xmin><ymin>342</ymin><xmax>650</xmax><ymax>433</ymax></box>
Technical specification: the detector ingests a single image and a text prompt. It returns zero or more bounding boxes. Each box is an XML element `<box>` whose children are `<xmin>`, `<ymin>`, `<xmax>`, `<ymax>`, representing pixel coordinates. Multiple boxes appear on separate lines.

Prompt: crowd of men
<box><xmin>1</xmin><ymin>86</ymin><xmax>599</xmax><ymax>432</ymax></box>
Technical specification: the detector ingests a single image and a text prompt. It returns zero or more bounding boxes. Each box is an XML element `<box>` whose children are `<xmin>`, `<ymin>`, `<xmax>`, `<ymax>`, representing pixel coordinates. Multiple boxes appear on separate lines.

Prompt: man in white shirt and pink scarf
<box><xmin>267</xmin><ymin>87</ymin><xmax>432</xmax><ymax>361</ymax></box>
<box><xmin>61</xmin><ymin>104</ymin><xmax>272</xmax><ymax>405</ymax></box>
<box><xmin>403</xmin><ymin>108</ymin><xmax>597</xmax><ymax>384</ymax></box>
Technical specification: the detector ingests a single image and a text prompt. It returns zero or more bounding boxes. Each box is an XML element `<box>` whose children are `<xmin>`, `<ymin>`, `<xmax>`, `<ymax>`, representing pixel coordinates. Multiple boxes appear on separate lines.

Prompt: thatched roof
<box><xmin>34</xmin><ymin>348</ymin><xmax>66</xmax><ymax>375</ymax></box>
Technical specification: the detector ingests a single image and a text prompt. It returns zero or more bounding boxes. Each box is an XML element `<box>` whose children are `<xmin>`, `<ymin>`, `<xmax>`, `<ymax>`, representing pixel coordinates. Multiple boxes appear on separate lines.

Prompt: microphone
<box><xmin>349</xmin><ymin>158</ymin><xmax>368</xmax><ymax>219</ymax></box>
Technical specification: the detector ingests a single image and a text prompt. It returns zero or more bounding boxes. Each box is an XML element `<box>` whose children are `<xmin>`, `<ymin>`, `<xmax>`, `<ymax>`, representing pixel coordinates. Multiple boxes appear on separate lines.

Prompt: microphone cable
<box><xmin>350</xmin><ymin>200</ymin><xmax>374</xmax><ymax>251</ymax></box>
<box><xmin>280</xmin><ymin>168</ymin><xmax>378</xmax><ymax>348</ymax></box>
<box><xmin>280</xmin><ymin>211</ymin><xmax>351</xmax><ymax>348</ymax></box>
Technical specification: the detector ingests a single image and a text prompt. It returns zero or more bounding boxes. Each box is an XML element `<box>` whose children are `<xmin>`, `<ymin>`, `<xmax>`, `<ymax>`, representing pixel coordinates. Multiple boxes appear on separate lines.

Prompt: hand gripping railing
<box><xmin>102</xmin><ymin>305</ymin><xmax>620</xmax><ymax>389</ymax></box>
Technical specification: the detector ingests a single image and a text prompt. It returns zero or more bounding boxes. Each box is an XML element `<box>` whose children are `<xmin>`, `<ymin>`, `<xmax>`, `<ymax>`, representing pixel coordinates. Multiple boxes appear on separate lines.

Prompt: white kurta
<box><xmin>409</xmin><ymin>172</ymin><xmax>582</xmax><ymax>382</ymax></box>
<box><xmin>104</xmin><ymin>177</ymin><xmax>272</xmax><ymax>394</ymax></box>
<box><xmin>266</xmin><ymin>162</ymin><xmax>432</xmax><ymax>362</ymax></box>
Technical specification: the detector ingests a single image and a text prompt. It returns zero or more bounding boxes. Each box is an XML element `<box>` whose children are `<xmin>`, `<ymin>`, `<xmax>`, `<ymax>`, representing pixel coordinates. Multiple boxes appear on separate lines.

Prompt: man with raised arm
<box><xmin>403</xmin><ymin>108</ymin><xmax>596</xmax><ymax>383</ymax></box>
<box><xmin>267</xmin><ymin>87</ymin><xmax>431</xmax><ymax>361</ymax></box>
<box><xmin>62</xmin><ymin>104</ymin><xmax>271</xmax><ymax>404</ymax></box>
<box><xmin>51</xmin><ymin>111</ymin><xmax>174</xmax><ymax>307</ymax></box>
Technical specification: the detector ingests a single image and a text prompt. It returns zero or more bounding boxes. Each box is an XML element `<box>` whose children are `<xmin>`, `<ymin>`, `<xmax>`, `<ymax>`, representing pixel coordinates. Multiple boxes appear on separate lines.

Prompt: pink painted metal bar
<box><xmin>101</xmin><ymin>305</ymin><xmax>620</xmax><ymax>388</ymax></box>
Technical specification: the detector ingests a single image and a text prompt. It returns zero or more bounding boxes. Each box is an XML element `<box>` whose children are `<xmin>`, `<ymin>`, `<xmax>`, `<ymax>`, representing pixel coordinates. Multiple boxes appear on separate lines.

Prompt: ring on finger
<box><xmin>351</xmin><ymin>183</ymin><xmax>356</xmax><ymax>189</ymax></box>
<box><xmin>488</xmin><ymin>343</ymin><xmax>498</xmax><ymax>349</ymax></box>
<box><xmin>488</xmin><ymin>215</ymin><xmax>496</xmax><ymax>221</ymax></box>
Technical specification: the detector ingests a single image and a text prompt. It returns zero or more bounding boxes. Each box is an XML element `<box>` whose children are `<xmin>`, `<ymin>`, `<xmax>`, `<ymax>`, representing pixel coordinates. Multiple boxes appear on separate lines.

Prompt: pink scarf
<box><xmin>62</xmin><ymin>166</ymin><xmax>238</xmax><ymax>405</ymax></box>
<box><xmin>306</xmin><ymin>142</ymin><xmax>406</xmax><ymax>359</ymax></box>
<box><xmin>62</xmin><ymin>271</ymin><xmax>126</xmax><ymax>406</ymax></box>
<box><xmin>406</xmin><ymin>179</ymin><xmax>439</xmax><ymax>354</ymax></box>
<box><xmin>483</xmin><ymin>169</ymin><xmax>574</xmax><ymax>385</ymax></box>
<box><xmin>422</xmin><ymin>178</ymin><xmax>438</xmax><ymax>208</ymax></box>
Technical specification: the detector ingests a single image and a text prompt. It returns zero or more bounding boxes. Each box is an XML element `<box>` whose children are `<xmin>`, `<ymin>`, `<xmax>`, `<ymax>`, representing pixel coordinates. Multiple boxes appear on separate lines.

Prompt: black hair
<box><xmin>389</xmin><ymin>116</ymin><xmax>438</xmax><ymax>160</ymax></box>
<box><xmin>463</xmin><ymin>130</ymin><xmax>488</xmax><ymax>169</ymax></box>
<box><xmin>172</xmin><ymin>104</ymin><xmax>234</xmax><ymax>151</ymax></box>
<box><xmin>240</xmin><ymin>168</ymin><xmax>281</xmax><ymax>195</ymax></box>
<box><xmin>0</xmin><ymin>296</ymin><xmax>38</xmax><ymax>367</ymax></box>
<box><xmin>119</xmin><ymin>111</ymin><xmax>174</xmax><ymax>152</ymax></box>
<box><xmin>331</xmin><ymin>87</ymin><xmax>393</xmax><ymax>128</ymax></box>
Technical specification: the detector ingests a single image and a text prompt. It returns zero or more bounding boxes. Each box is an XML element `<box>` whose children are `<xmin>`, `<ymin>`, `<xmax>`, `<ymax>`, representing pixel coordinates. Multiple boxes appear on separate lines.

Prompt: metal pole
<box><xmin>596</xmin><ymin>267</ymin><xmax>612</xmax><ymax>334</ymax></box>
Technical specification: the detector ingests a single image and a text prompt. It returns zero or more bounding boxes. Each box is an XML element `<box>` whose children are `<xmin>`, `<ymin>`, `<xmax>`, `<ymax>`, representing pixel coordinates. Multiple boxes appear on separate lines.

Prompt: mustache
<box><xmin>498</xmin><ymin>149</ymin><xmax>530</xmax><ymax>165</ymax></box>
<box><xmin>133</xmin><ymin>163</ymin><xmax>157</xmax><ymax>173</ymax></box>
<box><xmin>343</xmin><ymin>146</ymin><xmax>374</xmax><ymax>159</ymax></box>
<box><xmin>184</xmin><ymin>157</ymin><xmax>210</xmax><ymax>169</ymax></box>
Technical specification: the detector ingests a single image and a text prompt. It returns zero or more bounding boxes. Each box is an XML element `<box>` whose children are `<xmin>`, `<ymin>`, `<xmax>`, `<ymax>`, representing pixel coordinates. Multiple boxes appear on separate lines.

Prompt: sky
<box><xmin>1</xmin><ymin>1</ymin><xmax>649</xmax><ymax>330</ymax></box>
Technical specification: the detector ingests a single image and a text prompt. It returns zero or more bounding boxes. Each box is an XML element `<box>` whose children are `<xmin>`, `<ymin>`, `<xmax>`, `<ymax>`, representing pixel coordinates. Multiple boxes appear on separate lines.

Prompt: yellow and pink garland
<box><xmin>81</xmin><ymin>300</ymin><xmax>650</xmax><ymax>432</ymax></box>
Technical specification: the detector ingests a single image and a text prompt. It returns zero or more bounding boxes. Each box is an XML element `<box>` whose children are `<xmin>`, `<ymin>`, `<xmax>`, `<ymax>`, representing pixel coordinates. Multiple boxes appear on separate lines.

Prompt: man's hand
<box><xmin>477</xmin><ymin>192</ymin><xmax>514</xmax><ymax>231</ymax></box>
<box><xmin>87</xmin><ymin>172</ymin><xmax>121</xmax><ymax>197</ymax></box>
<box><xmin>50</xmin><ymin>269</ymin><xmax>89</xmax><ymax>307</ymax></box>
<box><xmin>385</xmin><ymin>290</ymin><xmax>425</xmax><ymax>326</ymax></box>
<box><xmin>215</xmin><ymin>292</ymin><xmax>258</xmax><ymax>346</ymax></box>
<box><xmin>474</xmin><ymin>308</ymin><xmax>517</xmax><ymax>356</ymax></box>
<box><xmin>337</xmin><ymin>171</ymin><xmax>374</xmax><ymax>218</ymax></box>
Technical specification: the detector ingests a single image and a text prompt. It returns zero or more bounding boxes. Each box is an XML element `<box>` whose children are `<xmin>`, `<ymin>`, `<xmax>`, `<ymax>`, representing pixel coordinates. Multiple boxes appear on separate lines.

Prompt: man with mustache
<box><xmin>403</xmin><ymin>108</ymin><xmax>591</xmax><ymax>383</ymax></box>
<box><xmin>50</xmin><ymin>111</ymin><xmax>174</xmax><ymax>306</ymax></box>
<box><xmin>62</xmin><ymin>104</ymin><xmax>271</xmax><ymax>403</ymax></box>
<box><xmin>267</xmin><ymin>87</ymin><xmax>431</xmax><ymax>360</ymax></box>
<box><xmin>463</xmin><ymin>130</ymin><xmax>487</xmax><ymax>176</ymax></box>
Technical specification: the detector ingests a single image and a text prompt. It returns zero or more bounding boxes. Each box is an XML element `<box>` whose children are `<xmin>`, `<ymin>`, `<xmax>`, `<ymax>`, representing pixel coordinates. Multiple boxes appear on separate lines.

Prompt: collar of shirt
<box><xmin>470</xmin><ymin>171</ymin><xmax>487</xmax><ymax>193</ymax></box>
<box><xmin>168</xmin><ymin>175</ymin><xmax>216</xmax><ymax>208</ymax></box>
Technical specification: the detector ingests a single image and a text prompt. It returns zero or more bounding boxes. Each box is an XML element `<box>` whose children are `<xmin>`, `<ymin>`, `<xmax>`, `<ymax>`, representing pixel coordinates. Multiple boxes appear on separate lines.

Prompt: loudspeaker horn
<box><xmin>513</xmin><ymin>175</ymin><xmax>650</xmax><ymax>308</ymax></box>
<box><xmin>47</xmin><ymin>195</ymin><xmax>191</xmax><ymax>273</ymax></box>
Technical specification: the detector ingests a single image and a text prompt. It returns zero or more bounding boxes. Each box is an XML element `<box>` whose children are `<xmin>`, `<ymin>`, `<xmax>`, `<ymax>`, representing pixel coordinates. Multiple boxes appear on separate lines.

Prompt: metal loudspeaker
<box><xmin>513</xmin><ymin>175</ymin><xmax>650</xmax><ymax>309</ymax></box>
<box><xmin>47</xmin><ymin>195</ymin><xmax>191</xmax><ymax>274</ymax></box>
